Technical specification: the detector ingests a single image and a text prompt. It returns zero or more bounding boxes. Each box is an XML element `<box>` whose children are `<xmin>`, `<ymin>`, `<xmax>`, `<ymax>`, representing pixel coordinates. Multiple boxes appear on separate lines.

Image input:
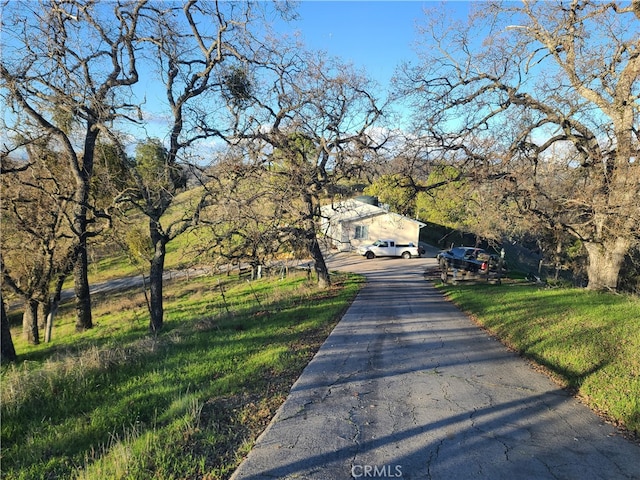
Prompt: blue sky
<box><xmin>134</xmin><ymin>1</ymin><xmax>474</xmax><ymax>150</ymax></box>
<box><xmin>0</xmin><ymin>1</ymin><xmax>475</xmax><ymax>152</ymax></box>
<box><xmin>274</xmin><ymin>1</ymin><xmax>472</xmax><ymax>88</ymax></box>
<box><xmin>134</xmin><ymin>1</ymin><xmax>472</xmax><ymax>143</ymax></box>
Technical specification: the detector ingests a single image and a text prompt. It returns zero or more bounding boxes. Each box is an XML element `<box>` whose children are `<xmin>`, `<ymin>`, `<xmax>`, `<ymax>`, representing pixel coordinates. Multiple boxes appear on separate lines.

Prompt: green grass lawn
<box><xmin>437</xmin><ymin>282</ymin><xmax>640</xmax><ymax>438</ymax></box>
<box><xmin>4</xmin><ymin>261</ymin><xmax>638</xmax><ymax>480</ymax></box>
<box><xmin>1</xmin><ymin>271</ymin><xmax>363</xmax><ymax>480</ymax></box>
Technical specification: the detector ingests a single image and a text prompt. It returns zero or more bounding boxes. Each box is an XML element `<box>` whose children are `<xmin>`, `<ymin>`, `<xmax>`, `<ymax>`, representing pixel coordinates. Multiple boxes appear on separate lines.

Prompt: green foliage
<box><xmin>364</xmin><ymin>174</ymin><xmax>415</xmax><ymax>216</ymax></box>
<box><xmin>439</xmin><ymin>283</ymin><xmax>640</xmax><ymax>436</ymax></box>
<box><xmin>1</xmin><ymin>271</ymin><xmax>363</xmax><ymax>480</ymax></box>
<box><xmin>125</xmin><ymin>227</ymin><xmax>153</xmax><ymax>265</ymax></box>
<box><xmin>223</xmin><ymin>66</ymin><xmax>252</xmax><ymax>105</ymax></box>
<box><xmin>92</xmin><ymin>142</ymin><xmax>132</xmax><ymax>206</ymax></box>
<box><xmin>135</xmin><ymin>139</ymin><xmax>170</xmax><ymax>187</ymax></box>
<box><xmin>134</xmin><ymin>139</ymin><xmax>186</xmax><ymax>199</ymax></box>
<box><xmin>566</xmin><ymin>238</ymin><xmax>584</xmax><ymax>259</ymax></box>
<box><xmin>51</xmin><ymin>107</ymin><xmax>75</xmax><ymax>135</ymax></box>
<box><xmin>363</xmin><ymin>168</ymin><xmax>474</xmax><ymax>230</ymax></box>
<box><xmin>415</xmin><ymin>166</ymin><xmax>471</xmax><ymax>229</ymax></box>
<box><xmin>270</xmin><ymin>132</ymin><xmax>319</xmax><ymax>175</ymax></box>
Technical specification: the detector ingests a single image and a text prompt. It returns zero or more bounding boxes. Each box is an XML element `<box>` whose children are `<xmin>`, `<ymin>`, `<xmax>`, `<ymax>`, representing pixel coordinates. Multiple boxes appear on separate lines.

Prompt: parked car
<box><xmin>358</xmin><ymin>239</ymin><xmax>421</xmax><ymax>259</ymax></box>
<box><xmin>436</xmin><ymin>246</ymin><xmax>498</xmax><ymax>273</ymax></box>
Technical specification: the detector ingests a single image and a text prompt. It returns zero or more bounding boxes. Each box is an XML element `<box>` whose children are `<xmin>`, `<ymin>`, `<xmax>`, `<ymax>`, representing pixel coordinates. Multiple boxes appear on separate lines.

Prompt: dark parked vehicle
<box><xmin>436</xmin><ymin>247</ymin><xmax>497</xmax><ymax>273</ymax></box>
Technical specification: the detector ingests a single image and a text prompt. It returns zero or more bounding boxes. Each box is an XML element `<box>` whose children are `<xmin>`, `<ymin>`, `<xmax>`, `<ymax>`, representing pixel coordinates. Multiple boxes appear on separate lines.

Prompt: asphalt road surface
<box><xmin>231</xmin><ymin>252</ymin><xmax>640</xmax><ymax>480</ymax></box>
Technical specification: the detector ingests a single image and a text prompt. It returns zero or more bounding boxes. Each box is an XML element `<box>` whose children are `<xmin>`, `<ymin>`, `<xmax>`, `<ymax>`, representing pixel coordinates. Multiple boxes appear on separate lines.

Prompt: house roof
<box><xmin>321</xmin><ymin>199</ymin><xmax>426</xmax><ymax>227</ymax></box>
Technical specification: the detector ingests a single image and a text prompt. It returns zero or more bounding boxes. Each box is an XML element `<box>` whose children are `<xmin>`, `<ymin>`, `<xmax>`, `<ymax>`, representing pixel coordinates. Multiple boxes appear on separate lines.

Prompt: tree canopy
<box><xmin>398</xmin><ymin>0</ymin><xmax>639</xmax><ymax>290</ymax></box>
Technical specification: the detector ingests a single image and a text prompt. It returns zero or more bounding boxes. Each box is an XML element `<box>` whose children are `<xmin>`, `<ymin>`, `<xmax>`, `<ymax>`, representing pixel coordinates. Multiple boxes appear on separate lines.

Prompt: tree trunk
<box><xmin>554</xmin><ymin>237</ymin><xmax>562</xmax><ymax>281</ymax></box>
<box><xmin>74</xmin><ymin>241</ymin><xmax>93</xmax><ymax>331</ymax></box>
<box><xmin>149</xmin><ymin>222</ymin><xmax>167</xmax><ymax>333</ymax></box>
<box><xmin>45</xmin><ymin>303</ymin><xmax>56</xmax><ymax>343</ymax></box>
<box><xmin>45</xmin><ymin>294</ymin><xmax>60</xmax><ymax>344</ymax></box>
<box><xmin>22</xmin><ymin>298</ymin><xmax>40</xmax><ymax>345</ymax></box>
<box><xmin>45</xmin><ymin>272</ymin><xmax>67</xmax><ymax>343</ymax></box>
<box><xmin>584</xmin><ymin>238</ymin><xmax>630</xmax><ymax>291</ymax></box>
<box><xmin>308</xmin><ymin>235</ymin><xmax>330</xmax><ymax>288</ymax></box>
<box><xmin>73</xmin><ymin>128</ymin><xmax>99</xmax><ymax>332</ymax></box>
<box><xmin>301</xmin><ymin>194</ymin><xmax>330</xmax><ymax>288</ymax></box>
<box><xmin>1</xmin><ymin>295</ymin><xmax>17</xmax><ymax>362</ymax></box>
<box><xmin>37</xmin><ymin>301</ymin><xmax>48</xmax><ymax>330</ymax></box>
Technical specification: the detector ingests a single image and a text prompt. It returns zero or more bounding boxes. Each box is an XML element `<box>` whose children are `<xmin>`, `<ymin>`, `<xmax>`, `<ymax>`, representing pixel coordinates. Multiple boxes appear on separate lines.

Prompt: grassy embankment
<box><xmin>438</xmin><ymin>282</ymin><xmax>640</xmax><ymax>438</ymax></box>
<box><xmin>1</xmin><ymin>270</ymin><xmax>364</xmax><ymax>480</ymax></box>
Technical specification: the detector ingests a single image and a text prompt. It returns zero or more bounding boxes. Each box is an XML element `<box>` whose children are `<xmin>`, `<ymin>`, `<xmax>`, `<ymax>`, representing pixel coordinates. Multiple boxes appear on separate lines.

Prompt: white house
<box><xmin>320</xmin><ymin>197</ymin><xmax>426</xmax><ymax>252</ymax></box>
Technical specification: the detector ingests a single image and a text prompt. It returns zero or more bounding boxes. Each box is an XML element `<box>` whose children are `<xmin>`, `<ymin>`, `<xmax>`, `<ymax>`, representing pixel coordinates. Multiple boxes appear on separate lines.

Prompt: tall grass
<box><xmin>1</xmin><ymin>271</ymin><xmax>363</xmax><ymax>480</ymax></box>
<box><xmin>438</xmin><ymin>283</ymin><xmax>640</xmax><ymax>437</ymax></box>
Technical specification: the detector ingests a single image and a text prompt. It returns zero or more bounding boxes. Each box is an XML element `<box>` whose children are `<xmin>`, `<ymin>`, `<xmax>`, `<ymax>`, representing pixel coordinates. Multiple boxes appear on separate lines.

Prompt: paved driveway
<box><xmin>231</xmin><ymin>253</ymin><xmax>640</xmax><ymax>480</ymax></box>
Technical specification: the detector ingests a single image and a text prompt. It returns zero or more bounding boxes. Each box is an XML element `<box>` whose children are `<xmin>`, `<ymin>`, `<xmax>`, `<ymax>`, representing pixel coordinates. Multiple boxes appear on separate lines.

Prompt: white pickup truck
<box><xmin>358</xmin><ymin>239</ymin><xmax>421</xmax><ymax>259</ymax></box>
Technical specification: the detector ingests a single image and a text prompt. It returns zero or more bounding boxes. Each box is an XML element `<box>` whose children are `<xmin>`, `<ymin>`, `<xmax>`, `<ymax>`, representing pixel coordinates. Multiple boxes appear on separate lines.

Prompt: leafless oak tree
<box><xmin>225</xmin><ymin>45</ymin><xmax>384</xmax><ymax>287</ymax></box>
<box><xmin>115</xmin><ymin>1</ymin><xmax>295</xmax><ymax>331</ymax></box>
<box><xmin>399</xmin><ymin>0</ymin><xmax>639</xmax><ymax>290</ymax></box>
<box><xmin>0</xmin><ymin>144</ymin><xmax>76</xmax><ymax>345</ymax></box>
<box><xmin>1</xmin><ymin>0</ymin><xmax>145</xmax><ymax>330</ymax></box>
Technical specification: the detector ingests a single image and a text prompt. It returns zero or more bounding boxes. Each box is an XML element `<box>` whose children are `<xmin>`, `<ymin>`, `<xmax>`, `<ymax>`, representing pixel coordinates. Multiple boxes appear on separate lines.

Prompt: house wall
<box><xmin>341</xmin><ymin>213</ymin><xmax>422</xmax><ymax>250</ymax></box>
<box><xmin>320</xmin><ymin>219</ymin><xmax>347</xmax><ymax>250</ymax></box>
